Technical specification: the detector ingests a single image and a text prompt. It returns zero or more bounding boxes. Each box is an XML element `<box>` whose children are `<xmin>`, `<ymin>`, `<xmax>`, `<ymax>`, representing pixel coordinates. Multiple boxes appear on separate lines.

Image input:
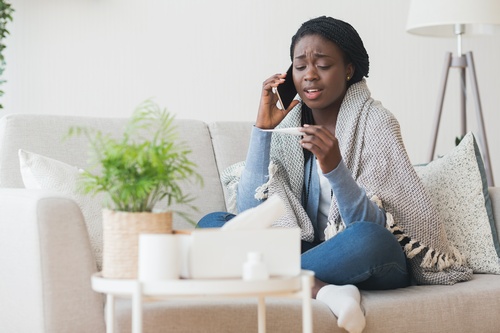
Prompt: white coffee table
<box><xmin>91</xmin><ymin>270</ymin><xmax>314</xmax><ymax>333</ymax></box>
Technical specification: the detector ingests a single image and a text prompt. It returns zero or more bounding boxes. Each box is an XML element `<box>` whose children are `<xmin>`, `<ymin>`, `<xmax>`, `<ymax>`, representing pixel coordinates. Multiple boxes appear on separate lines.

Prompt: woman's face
<box><xmin>292</xmin><ymin>34</ymin><xmax>353</xmax><ymax>114</ymax></box>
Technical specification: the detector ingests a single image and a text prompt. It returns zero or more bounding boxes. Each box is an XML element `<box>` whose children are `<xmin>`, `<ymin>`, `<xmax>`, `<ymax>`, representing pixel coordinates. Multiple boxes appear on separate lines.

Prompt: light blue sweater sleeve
<box><xmin>323</xmin><ymin>160</ymin><xmax>386</xmax><ymax>227</ymax></box>
<box><xmin>236</xmin><ymin>126</ymin><xmax>272</xmax><ymax>213</ymax></box>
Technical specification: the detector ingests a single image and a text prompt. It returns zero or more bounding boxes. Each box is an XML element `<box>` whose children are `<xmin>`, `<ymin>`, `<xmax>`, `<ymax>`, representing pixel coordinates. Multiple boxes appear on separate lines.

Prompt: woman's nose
<box><xmin>304</xmin><ymin>67</ymin><xmax>318</xmax><ymax>81</ymax></box>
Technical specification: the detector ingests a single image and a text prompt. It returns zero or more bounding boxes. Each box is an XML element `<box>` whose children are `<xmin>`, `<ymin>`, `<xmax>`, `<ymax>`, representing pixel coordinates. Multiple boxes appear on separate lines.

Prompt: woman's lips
<box><xmin>304</xmin><ymin>89</ymin><xmax>322</xmax><ymax>100</ymax></box>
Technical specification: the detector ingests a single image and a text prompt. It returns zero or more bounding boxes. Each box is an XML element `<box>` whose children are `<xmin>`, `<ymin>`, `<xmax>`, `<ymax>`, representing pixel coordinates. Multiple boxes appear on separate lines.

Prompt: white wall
<box><xmin>4</xmin><ymin>0</ymin><xmax>500</xmax><ymax>182</ymax></box>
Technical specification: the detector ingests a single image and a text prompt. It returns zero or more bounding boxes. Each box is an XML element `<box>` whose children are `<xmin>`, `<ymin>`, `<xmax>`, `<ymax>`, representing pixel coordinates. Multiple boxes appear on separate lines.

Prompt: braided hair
<box><xmin>290</xmin><ymin>16</ymin><xmax>369</xmax><ymax>86</ymax></box>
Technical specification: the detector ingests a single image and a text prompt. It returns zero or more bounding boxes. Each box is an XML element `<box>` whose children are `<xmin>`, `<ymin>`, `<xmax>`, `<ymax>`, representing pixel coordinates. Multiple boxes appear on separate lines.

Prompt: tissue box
<box><xmin>180</xmin><ymin>228</ymin><xmax>301</xmax><ymax>279</ymax></box>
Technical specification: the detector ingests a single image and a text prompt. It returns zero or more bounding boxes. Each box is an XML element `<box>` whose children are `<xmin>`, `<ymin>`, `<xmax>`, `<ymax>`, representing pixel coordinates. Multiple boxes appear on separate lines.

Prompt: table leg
<box><xmin>106</xmin><ymin>294</ymin><xmax>115</xmax><ymax>333</ymax></box>
<box><xmin>132</xmin><ymin>281</ymin><xmax>143</xmax><ymax>333</ymax></box>
<box><xmin>301</xmin><ymin>274</ymin><xmax>313</xmax><ymax>333</ymax></box>
<box><xmin>257</xmin><ymin>296</ymin><xmax>266</xmax><ymax>333</ymax></box>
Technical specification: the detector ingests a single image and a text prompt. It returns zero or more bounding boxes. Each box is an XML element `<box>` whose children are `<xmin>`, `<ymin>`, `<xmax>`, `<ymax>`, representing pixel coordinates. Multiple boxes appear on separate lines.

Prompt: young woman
<box><xmin>198</xmin><ymin>16</ymin><xmax>471</xmax><ymax>333</ymax></box>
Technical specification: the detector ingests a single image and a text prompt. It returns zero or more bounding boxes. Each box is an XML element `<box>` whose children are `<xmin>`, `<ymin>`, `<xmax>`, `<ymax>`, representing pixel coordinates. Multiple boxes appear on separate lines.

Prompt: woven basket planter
<box><xmin>101</xmin><ymin>209</ymin><xmax>173</xmax><ymax>279</ymax></box>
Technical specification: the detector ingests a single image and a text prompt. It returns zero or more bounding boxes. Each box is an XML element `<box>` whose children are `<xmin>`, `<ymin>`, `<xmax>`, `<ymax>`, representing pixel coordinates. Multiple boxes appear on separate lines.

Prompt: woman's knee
<box><xmin>347</xmin><ymin>221</ymin><xmax>397</xmax><ymax>244</ymax></box>
<box><xmin>301</xmin><ymin>221</ymin><xmax>408</xmax><ymax>287</ymax></box>
<box><xmin>343</xmin><ymin>221</ymin><xmax>406</xmax><ymax>263</ymax></box>
<box><xmin>196</xmin><ymin>212</ymin><xmax>236</xmax><ymax>228</ymax></box>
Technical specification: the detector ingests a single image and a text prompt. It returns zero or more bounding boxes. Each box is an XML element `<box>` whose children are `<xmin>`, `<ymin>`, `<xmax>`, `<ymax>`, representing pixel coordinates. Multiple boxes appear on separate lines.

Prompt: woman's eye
<box><xmin>317</xmin><ymin>65</ymin><xmax>331</xmax><ymax>70</ymax></box>
<box><xmin>295</xmin><ymin>66</ymin><xmax>306</xmax><ymax>71</ymax></box>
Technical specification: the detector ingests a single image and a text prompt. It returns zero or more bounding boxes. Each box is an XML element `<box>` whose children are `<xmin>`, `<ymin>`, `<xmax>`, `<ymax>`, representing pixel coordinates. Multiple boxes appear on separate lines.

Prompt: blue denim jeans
<box><xmin>196</xmin><ymin>212</ymin><xmax>410</xmax><ymax>290</ymax></box>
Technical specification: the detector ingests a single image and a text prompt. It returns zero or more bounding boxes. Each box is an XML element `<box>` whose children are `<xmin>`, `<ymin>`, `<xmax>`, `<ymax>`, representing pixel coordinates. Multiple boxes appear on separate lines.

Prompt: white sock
<box><xmin>316</xmin><ymin>284</ymin><xmax>366</xmax><ymax>333</ymax></box>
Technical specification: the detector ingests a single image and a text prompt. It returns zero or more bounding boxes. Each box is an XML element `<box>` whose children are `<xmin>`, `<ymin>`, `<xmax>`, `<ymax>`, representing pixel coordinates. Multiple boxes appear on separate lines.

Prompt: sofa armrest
<box><xmin>0</xmin><ymin>189</ymin><xmax>105</xmax><ymax>333</ymax></box>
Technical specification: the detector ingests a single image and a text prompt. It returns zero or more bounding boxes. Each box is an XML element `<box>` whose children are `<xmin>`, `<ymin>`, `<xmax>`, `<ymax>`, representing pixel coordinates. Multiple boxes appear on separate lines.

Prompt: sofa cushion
<box><xmin>0</xmin><ymin>114</ymin><xmax>127</xmax><ymax>188</ymax></box>
<box><xmin>208</xmin><ymin>121</ymin><xmax>253</xmax><ymax>206</ymax></box>
<box><xmin>208</xmin><ymin>121</ymin><xmax>253</xmax><ymax>174</ymax></box>
<box><xmin>18</xmin><ymin>149</ymin><xmax>105</xmax><ymax>270</ymax></box>
<box><xmin>414</xmin><ymin>132</ymin><xmax>500</xmax><ymax>274</ymax></box>
<box><xmin>0</xmin><ymin>114</ymin><xmax>227</xmax><ymax>227</ymax></box>
<box><xmin>361</xmin><ymin>274</ymin><xmax>500</xmax><ymax>333</ymax></box>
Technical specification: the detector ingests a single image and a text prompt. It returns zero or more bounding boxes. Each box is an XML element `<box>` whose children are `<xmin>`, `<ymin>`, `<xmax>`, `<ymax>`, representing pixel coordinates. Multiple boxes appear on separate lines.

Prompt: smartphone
<box><xmin>276</xmin><ymin>65</ymin><xmax>297</xmax><ymax>111</ymax></box>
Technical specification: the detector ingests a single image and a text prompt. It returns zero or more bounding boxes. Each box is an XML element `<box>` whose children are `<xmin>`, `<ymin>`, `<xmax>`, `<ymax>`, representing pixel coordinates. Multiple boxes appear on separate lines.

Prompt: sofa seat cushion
<box><xmin>111</xmin><ymin>274</ymin><xmax>500</xmax><ymax>333</ymax></box>
<box><xmin>361</xmin><ymin>274</ymin><xmax>500</xmax><ymax>333</ymax></box>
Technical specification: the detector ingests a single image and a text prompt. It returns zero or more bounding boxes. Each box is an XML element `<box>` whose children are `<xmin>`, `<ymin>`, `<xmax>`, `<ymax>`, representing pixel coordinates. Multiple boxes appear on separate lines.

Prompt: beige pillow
<box><xmin>18</xmin><ymin>149</ymin><xmax>104</xmax><ymax>271</ymax></box>
<box><xmin>414</xmin><ymin>133</ymin><xmax>500</xmax><ymax>274</ymax></box>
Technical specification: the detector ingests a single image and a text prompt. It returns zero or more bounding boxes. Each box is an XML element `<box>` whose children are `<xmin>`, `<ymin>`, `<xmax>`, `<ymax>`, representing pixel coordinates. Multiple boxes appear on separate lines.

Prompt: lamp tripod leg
<box><xmin>428</xmin><ymin>52</ymin><xmax>453</xmax><ymax>162</ymax></box>
<box><xmin>465</xmin><ymin>52</ymin><xmax>494</xmax><ymax>186</ymax></box>
<box><xmin>459</xmin><ymin>64</ymin><xmax>467</xmax><ymax>137</ymax></box>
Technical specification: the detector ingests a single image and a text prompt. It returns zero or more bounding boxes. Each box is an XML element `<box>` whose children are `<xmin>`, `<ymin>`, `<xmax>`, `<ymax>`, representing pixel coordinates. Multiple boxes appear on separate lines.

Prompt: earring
<box><xmin>347</xmin><ymin>75</ymin><xmax>351</xmax><ymax>81</ymax></box>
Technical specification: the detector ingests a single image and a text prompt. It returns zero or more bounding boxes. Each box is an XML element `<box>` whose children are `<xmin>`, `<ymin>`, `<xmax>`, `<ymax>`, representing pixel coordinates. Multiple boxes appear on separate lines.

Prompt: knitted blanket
<box><xmin>222</xmin><ymin>80</ymin><xmax>472</xmax><ymax>285</ymax></box>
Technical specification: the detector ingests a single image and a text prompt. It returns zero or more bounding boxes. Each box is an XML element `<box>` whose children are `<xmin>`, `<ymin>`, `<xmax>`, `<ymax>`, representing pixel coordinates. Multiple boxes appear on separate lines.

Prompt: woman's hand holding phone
<box><xmin>256</xmin><ymin>70</ymin><xmax>299</xmax><ymax>129</ymax></box>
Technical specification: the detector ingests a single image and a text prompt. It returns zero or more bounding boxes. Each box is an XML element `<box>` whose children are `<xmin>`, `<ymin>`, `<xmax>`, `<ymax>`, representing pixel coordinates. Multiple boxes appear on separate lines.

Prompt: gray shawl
<box><xmin>222</xmin><ymin>80</ymin><xmax>472</xmax><ymax>285</ymax></box>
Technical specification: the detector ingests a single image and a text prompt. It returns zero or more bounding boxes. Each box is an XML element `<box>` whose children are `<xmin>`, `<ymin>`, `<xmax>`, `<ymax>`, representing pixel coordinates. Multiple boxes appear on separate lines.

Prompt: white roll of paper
<box><xmin>177</xmin><ymin>234</ymin><xmax>192</xmax><ymax>278</ymax></box>
<box><xmin>138</xmin><ymin>234</ymin><xmax>179</xmax><ymax>281</ymax></box>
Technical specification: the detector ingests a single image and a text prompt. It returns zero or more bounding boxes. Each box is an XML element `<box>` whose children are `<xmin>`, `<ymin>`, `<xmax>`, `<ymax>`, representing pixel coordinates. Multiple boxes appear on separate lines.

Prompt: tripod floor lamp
<box><xmin>406</xmin><ymin>0</ymin><xmax>500</xmax><ymax>186</ymax></box>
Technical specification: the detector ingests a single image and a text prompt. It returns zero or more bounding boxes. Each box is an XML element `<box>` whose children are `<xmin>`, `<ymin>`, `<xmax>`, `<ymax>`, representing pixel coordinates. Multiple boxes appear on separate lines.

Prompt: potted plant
<box><xmin>69</xmin><ymin>100</ymin><xmax>202</xmax><ymax>279</ymax></box>
<box><xmin>0</xmin><ymin>0</ymin><xmax>14</xmax><ymax>109</ymax></box>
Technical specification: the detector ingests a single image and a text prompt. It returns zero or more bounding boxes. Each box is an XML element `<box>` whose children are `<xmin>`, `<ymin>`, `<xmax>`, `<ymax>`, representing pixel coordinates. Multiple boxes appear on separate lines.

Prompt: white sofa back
<box><xmin>0</xmin><ymin>114</ymin><xmax>253</xmax><ymax>229</ymax></box>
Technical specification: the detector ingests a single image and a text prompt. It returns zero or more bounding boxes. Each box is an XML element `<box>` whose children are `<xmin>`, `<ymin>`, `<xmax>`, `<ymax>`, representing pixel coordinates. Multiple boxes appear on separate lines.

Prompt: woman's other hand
<box><xmin>256</xmin><ymin>72</ymin><xmax>299</xmax><ymax>129</ymax></box>
<box><xmin>300</xmin><ymin>124</ymin><xmax>342</xmax><ymax>173</ymax></box>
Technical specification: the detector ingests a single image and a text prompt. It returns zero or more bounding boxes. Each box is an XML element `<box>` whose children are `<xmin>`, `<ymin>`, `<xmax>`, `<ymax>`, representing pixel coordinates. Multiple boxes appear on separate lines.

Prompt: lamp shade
<box><xmin>406</xmin><ymin>0</ymin><xmax>500</xmax><ymax>37</ymax></box>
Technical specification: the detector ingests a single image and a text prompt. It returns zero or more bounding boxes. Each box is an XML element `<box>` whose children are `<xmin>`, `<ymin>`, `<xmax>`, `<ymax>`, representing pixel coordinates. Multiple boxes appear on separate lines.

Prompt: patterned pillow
<box><xmin>414</xmin><ymin>132</ymin><xmax>500</xmax><ymax>274</ymax></box>
<box><xmin>18</xmin><ymin>149</ymin><xmax>104</xmax><ymax>271</ymax></box>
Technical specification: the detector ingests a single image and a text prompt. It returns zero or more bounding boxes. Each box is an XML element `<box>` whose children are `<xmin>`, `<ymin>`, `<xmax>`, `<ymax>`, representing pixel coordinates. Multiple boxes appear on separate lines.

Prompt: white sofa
<box><xmin>1</xmin><ymin>113</ymin><xmax>500</xmax><ymax>333</ymax></box>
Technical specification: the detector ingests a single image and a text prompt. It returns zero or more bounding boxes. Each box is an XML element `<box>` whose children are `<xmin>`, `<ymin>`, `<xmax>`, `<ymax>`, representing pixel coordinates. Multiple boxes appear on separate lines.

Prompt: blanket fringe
<box><xmin>254</xmin><ymin>162</ymin><xmax>277</xmax><ymax>201</ymax></box>
<box><xmin>324</xmin><ymin>220</ymin><xmax>346</xmax><ymax>241</ymax></box>
<box><xmin>223</xmin><ymin>162</ymin><xmax>245</xmax><ymax>214</ymax></box>
<box><xmin>371</xmin><ymin>195</ymin><xmax>462</xmax><ymax>271</ymax></box>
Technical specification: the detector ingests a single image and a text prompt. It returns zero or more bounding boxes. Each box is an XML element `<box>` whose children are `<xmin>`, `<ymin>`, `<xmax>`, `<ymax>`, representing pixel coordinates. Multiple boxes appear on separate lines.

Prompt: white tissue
<box><xmin>221</xmin><ymin>195</ymin><xmax>286</xmax><ymax>230</ymax></box>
